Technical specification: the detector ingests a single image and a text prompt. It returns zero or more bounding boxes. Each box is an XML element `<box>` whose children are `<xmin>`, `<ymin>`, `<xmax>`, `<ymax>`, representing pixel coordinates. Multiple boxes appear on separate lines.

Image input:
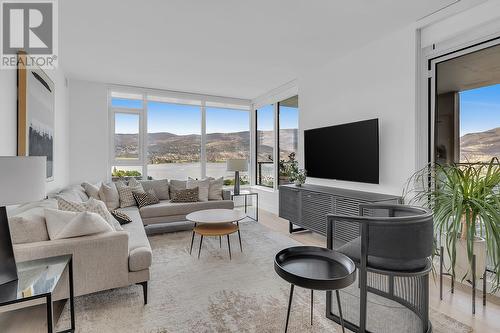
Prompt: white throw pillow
<box><xmin>208</xmin><ymin>177</ymin><xmax>224</xmax><ymax>200</ymax></box>
<box><xmin>98</xmin><ymin>182</ymin><xmax>120</xmax><ymax>210</ymax></box>
<box><xmin>187</xmin><ymin>178</ymin><xmax>210</xmax><ymax>201</ymax></box>
<box><xmin>45</xmin><ymin>209</ymin><xmax>113</xmax><ymax>240</ymax></box>
<box><xmin>8</xmin><ymin>206</ymin><xmax>51</xmax><ymax>244</ymax></box>
<box><xmin>82</xmin><ymin>182</ymin><xmax>101</xmax><ymax>199</ymax></box>
<box><xmin>57</xmin><ymin>197</ymin><xmax>123</xmax><ymax>231</ymax></box>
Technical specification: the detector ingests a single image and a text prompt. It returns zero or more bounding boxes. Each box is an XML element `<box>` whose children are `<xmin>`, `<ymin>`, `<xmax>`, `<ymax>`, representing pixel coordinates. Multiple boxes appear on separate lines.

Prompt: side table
<box><xmin>0</xmin><ymin>254</ymin><xmax>75</xmax><ymax>333</ymax></box>
<box><xmin>230</xmin><ymin>190</ymin><xmax>258</xmax><ymax>221</ymax></box>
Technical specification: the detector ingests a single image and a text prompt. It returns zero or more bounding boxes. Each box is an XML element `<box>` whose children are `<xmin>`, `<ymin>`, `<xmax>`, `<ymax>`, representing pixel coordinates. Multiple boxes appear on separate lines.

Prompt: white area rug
<box><xmin>57</xmin><ymin>222</ymin><xmax>472</xmax><ymax>333</ymax></box>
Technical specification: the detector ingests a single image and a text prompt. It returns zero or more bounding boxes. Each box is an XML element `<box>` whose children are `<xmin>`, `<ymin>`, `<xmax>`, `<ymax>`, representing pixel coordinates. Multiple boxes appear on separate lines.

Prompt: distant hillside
<box><xmin>460</xmin><ymin>127</ymin><xmax>500</xmax><ymax>163</ymax></box>
<box><xmin>115</xmin><ymin>129</ymin><xmax>298</xmax><ymax>163</ymax></box>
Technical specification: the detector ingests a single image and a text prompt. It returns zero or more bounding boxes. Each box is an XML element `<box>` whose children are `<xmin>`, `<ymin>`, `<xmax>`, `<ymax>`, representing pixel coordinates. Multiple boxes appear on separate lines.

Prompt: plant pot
<box><xmin>443</xmin><ymin>235</ymin><xmax>486</xmax><ymax>281</ymax></box>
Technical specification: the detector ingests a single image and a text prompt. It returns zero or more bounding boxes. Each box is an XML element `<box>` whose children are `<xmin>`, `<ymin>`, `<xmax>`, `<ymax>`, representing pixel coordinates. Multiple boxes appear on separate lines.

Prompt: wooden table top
<box><xmin>193</xmin><ymin>223</ymin><xmax>239</xmax><ymax>236</ymax></box>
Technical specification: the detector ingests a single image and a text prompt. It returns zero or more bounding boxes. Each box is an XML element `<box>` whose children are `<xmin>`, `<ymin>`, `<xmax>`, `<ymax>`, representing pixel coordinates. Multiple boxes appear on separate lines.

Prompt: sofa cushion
<box><xmin>139</xmin><ymin>179</ymin><xmax>169</xmax><ymax>200</ymax></box>
<box><xmin>98</xmin><ymin>182</ymin><xmax>120</xmax><ymax>210</ymax></box>
<box><xmin>208</xmin><ymin>177</ymin><xmax>224</xmax><ymax>200</ymax></box>
<box><xmin>337</xmin><ymin>236</ymin><xmax>429</xmax><ymax>271</ymax></box>
<box><xmin>117</xmin><ymin>206</ymin><xmax>152</xmax><ymax>272</ymax></box>
<box><xmin>187</xmin><ymin>178</ymin><xmax>210</xmax><ymax>201</ymax></box>
<box><xmin>81</xmin><ymin>182</ymin><xmax>101</xmax><ymax>199</ymax></box>
<box><xmin>139</xmin><ymin>199</ymin><xmax>234</xmax><ymax>219</ymax></box>
<box><xmin>169</xmin><ymin>179</ymin><xmax>187</xmax><ymax>194</ymax></box>
<box><xmin>8</xmin><ymin>202</ymin><xmax>56</xmax><ymax>244</ymax></box>
<box><xmin>58</xmin><ymin>197</ymin><xmax>123</xmax><ymax>231</ymax></box>
<box><xmin>44</xmin><ymin>209</ymin><xmax>113</xmax><ymax>240</ymax></box>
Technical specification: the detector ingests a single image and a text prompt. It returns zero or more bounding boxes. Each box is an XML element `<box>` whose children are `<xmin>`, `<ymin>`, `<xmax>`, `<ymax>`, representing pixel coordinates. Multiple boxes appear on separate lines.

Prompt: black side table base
<box><xmin>284</xmin><ymin>284</ymin><xmax>345</xmax><ymax>333</ymax></box>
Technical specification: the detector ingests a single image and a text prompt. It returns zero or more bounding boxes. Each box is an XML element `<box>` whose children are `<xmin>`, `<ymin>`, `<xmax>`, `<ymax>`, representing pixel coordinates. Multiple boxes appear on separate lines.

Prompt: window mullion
<box><xmin>201</xmin><ymin>102</ymin><xmax>207</xmax><ymax>179</ymax></box>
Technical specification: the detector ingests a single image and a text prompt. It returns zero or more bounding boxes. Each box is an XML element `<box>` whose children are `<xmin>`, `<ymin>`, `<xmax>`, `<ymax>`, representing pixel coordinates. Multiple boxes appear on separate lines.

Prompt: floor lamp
<box><xmin>226</xmin><ymin>159</ymin><xmax>248</xmax><ymax>196</ymax></box>
<box><xmin>0</xmin><ymin>156</ymin><xmax>46</xmax><ymax>286</ymax></box>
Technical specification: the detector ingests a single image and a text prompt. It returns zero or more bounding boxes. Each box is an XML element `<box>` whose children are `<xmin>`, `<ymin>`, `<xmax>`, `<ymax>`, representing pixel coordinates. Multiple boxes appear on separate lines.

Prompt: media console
<box><xmin>279</xmin><ymin>184</ymin><xmax>401</xmax><ymax>235</ymax></box>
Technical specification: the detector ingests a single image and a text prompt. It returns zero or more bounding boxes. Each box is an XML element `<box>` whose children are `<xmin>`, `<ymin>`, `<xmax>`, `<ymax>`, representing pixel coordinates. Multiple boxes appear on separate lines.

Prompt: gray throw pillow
<box><xmin>169</xmin><ymin>179</ymin><xmax>187</xmax><ymax>194</ymax></box>
<box><xmin>116</xmin><ymin>179</ymin><xmax>144</xmax><ymax>208</ymax></box>
<box><xmin>98</xmin><ymin>182</ymin><xmax>120</xmax><ymax>210</ymax></box>
<box><xmin>170</xmin><ymin>187</ymin><xmax>199</xmax><ymax>203</ymax></box>
<box><xmin>187</xmin><ymin>178</ymin><xmax>210</xmax><ymax>202</ymax></box>
<box><xmin>82</xmin><ymin>182</ymin><xmax>101</xmax><ymax>199</ymax></box>
<box><xmin>139</xmin><ymin>179</ymin><xmax>169</xmax><ymax>200</ymax></box>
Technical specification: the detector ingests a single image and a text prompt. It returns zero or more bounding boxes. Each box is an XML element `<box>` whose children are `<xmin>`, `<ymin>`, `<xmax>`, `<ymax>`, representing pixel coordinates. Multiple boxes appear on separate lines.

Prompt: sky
<box><xmin>459</xmin><ymin>83</ymin><xmax>500</xmax><ymax>135</ymax></box>
<box><xmin>113</xmin><ymin>99</ymin><xmax>299</xmax><ymax>134</ymax></box>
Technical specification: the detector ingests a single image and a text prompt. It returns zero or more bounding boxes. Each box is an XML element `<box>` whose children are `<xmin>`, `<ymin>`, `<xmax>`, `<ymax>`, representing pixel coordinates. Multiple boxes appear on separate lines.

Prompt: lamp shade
<box><xmin>226</xmin><ymin>159</ymin><xmax>248</xmax><ymax>172</ymax></box>
<box><xmin>0</xmin><ymin>156</ymin><xmax>46</xmax><ymax>206</ymax></box>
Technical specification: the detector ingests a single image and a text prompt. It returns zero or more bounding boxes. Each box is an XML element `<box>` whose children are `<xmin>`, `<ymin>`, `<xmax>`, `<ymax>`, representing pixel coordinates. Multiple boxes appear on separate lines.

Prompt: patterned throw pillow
<box><xmin>116</xmin><ymin>179</ymin><xmax>144</xmax><ymax>208</ymax></box>
<box><xmin>57</xmin><ymin>197</ymin><xmax>123</xmax><ymax>231</ymax></box>
<box><xmin>110</xmin><ymin>210</ymin><xmax>133</xmax><ymax>225</ymax></box>
<box><xmin>170</xmin><ymin>187</ymin><xmax>199</xmax><ymax>203</ymax></box>
<box><xmin>132</xmin><ymin>189</ymin><xmax>160</xmax><ymax>209</ymax></box>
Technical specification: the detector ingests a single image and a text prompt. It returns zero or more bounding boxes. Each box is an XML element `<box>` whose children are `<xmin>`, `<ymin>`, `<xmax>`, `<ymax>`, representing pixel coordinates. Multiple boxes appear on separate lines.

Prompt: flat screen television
<box><xmin>304</xmin><ymin>118</ymin><xmax>379</xmax><ymax>184</ymax></box>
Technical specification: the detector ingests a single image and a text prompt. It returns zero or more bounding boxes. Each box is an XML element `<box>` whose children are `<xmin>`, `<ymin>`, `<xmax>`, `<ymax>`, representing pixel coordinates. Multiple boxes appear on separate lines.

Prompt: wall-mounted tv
<box><xmin>304</xmin><ymin>118</ymin><xmax>379</xmax><ymax>184</ymax></box>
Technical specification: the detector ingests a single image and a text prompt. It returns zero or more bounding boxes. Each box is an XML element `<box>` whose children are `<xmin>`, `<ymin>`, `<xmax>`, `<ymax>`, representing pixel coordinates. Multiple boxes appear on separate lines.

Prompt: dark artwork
<box><xmin>28</xmin><ymin>126</ymin><xmax>53</xmax><ymax>178</ymax></box>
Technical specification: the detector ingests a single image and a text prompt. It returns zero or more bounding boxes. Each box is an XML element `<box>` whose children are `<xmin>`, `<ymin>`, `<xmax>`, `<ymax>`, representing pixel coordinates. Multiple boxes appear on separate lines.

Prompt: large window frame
<box><xmin>108</xmin><ymin>87</ymin><xmax>251</xmax><ymax>181</ymax></box>
<box><xmin>254</xmin><ymin>94</ymin><xmax>299</xmax><ymax>190</ymax></box>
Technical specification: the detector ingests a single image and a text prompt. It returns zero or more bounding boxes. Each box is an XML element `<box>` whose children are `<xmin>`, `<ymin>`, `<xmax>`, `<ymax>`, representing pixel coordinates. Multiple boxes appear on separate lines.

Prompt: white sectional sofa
<box><xmin>8</xmin><ymin>179</ymin><xmax>234</xmax><ymax>304</ymax></box>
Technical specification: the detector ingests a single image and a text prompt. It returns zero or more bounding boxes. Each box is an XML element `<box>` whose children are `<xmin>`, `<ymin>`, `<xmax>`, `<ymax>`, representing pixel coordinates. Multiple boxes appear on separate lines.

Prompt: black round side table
<box><xmin>274</xmin><ymin>246</ymin><xmax>356</xmax><ymax>333</ymax></box>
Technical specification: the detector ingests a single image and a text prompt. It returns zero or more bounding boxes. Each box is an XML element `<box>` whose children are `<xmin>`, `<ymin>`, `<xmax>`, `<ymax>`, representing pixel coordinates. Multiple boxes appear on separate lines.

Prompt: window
<box><xmin>278</xmin><ymin>96</ymin><xmax>299</xmax><ymax>185</ymax></box>
<box><xmin>114</xmin><ymin>113</ymin><xmax>140</xmax><ymax>160</ymax></box>
<box><xmin>109</xmin><ymin>90</ymin><xmax>250</xmax><ymax>181</ymax></box>
<box><xmin>206</xmin><ymin>107</ymin><xmax>250</xmax><ymax>185</ymax></box>
<box><xmin>434</xmin><ymin>43</ymin><xmax>500</xmax><ymax>165</ymax></box>
<box><xmin>147</xmin><ymin>102</ymin><xmax>201</xmax><ymax>180</ymax></box>
<box><xmin>256</xmin><ymin>104</ymin><xmax>275</xmax><ymax>187</ymax></box>
<box><xmin>459</xmin><ymin>85</ymin><xmax>500</xmax><ymax>163</ymax></box>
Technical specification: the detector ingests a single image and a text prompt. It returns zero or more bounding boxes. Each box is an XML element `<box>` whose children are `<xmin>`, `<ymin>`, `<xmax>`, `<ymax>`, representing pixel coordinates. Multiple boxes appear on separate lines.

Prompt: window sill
<box><xmin>251</xmin><ymin>185</ymin><xmax>277</xmax><ymax>193</ymax></box>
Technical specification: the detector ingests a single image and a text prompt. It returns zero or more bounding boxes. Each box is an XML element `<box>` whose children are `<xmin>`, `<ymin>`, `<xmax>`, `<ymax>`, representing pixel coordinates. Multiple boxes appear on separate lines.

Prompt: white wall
<box><xmin>68</xmin><ymin>79</ymin><xmax>109</xmax><ymax>185</ymax></box>
<box><xmin>0</xmin><ymin>67</ymin><xmax>70</xmax><ymax>193</ymax></box>
<box><xmin>298</xmin><ymin>25</ymin><xmax>418</xmax><ymax>196</ymax></box>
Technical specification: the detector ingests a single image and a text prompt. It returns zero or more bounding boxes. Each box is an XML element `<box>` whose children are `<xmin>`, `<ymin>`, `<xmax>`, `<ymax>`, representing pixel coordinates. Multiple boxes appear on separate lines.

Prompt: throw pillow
<box><xmin>187</xmin><ymin>178</ymin><xmax>210</xmax><ymax>201</ymax></box>
<box><xmin>8</xmin><ymin>206</ymin><xmax>51</xmax><ymax>244</ymax></box>
<box><xmin>208</xmin><ymin>177</ymin><xmax>224</xmax><ymax>200</ymax></box>
<box><xmin>57</xmin><ymin>197</ymin><xmax>123</xmax><ymax>231</ymax></box>
<box><xmin>81</xmin><ymin>182</ymin><xmax>101</xmax><ymax>199</ymax></box>
<box><xmin>45</xmin><ymin>209</ymin><xmax>113</xmax><ymax>240</ymax></box>
<box><xmin>132</xmin><ymin>189</ymin><xmax>160</xmax><ymax>208</ymax></box>
<box><xmin>169</xmin><ymin>179</ymin><xmax>187</xmax><ymax>195</ymax></box>
<box><xmin>139</xmin><ymin>179</ymin><xmax>169</xmax><ymax>200</ymax></box>
<box><xmin>170</xmin><ymin>187</ymin><xmax>199</xmax><ymax>203</ymax></box>
<box><xmin>116</xmin><ymin>180</ymin><xmax>144</xmax><ymax>208</ymax></box>
<box><xmin>98</xmin><ymin>182</ymin><xmax>120</xmax><ymax>210</ymax></box>
<box><xmin>110</xmin><ymin>210</ymin><xmax>132</xmax><ymax>225</ymax></box>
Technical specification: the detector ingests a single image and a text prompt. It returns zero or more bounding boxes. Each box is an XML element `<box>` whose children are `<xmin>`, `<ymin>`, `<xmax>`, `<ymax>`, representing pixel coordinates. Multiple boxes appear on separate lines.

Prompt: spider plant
<box><xmin>403</xmin><ymin>157</ymin><xmax>500</xmax><ymax>292</ymax></box>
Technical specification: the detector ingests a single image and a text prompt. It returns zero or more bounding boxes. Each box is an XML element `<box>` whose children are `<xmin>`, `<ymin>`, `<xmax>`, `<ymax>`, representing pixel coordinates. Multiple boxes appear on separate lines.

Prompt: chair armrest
<box><xmin>13</xmin><ymin>231</ymin><xmax>130</xmax><ymax>297</ymax></box>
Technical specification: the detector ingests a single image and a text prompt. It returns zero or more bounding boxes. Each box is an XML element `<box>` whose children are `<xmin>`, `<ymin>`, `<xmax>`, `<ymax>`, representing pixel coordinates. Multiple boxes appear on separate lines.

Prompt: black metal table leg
<box><xmin>47</xmin><ymin>294</ymin><xmax>53</xmax><ymax>333</ymax></box>
<box><xmin>198</xmin><ymin>235</ymin><xmax>204</xmax><ymax>259</ymax></box>
<box><xmin>69</xmin><ymin>257</ymin><xmax>75</xmax><ymax>331</ymax></box>
<box><xmin>227</xmin><ymin>235</ymin><xmax>232</xmax><ymax>260</ymax></box>
<box><xmin>310</xmin><ymin>289</ymin><xmax>313</xmax><ymax>325</ymax></box>
<box><xmin>237</xmin><ymin>223</ymin><xmax>242</xmax><ymax>252</ymax></box>
<box><xmin>256</xmin><ymin>193</ymin><xmax>259</xmax><ymax>221</ymax></box>
<box><xmin>219</xmin><ymin>236</ymin><xmax>222</xmax><ymax>248</ymax></box>
<box><xmin>189</xmin><ymin>231</ymin><xmax>196</xmax><ymax>255</ymax></box>
<box><xmin>245</xmin><ymin>195</ymin><xmax>247</xmax><ymax>214</ymax></box>
<box><xmin>336</xmin><ymin>290</ymin><xmax>345</xmax><ymax>333</ymax></box>
<box><xmin>285</xmin><ymin>284</ymin><xmax>294</xmax><ymax>333</ymax></box>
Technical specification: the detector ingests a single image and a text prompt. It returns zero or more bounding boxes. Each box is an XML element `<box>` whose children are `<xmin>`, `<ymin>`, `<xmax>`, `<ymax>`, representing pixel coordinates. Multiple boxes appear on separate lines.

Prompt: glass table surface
<box><xmin>0</xmin><ymin>255</ymin><xmax>71</xmax><ymax>305</ymax></box>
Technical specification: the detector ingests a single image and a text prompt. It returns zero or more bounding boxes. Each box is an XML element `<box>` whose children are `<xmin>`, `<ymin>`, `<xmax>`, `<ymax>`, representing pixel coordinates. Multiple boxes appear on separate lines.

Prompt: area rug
<box><xmin>57</xmin><ymin>222</ymin><xmax>472</xmax><ymax>333</ymax></box>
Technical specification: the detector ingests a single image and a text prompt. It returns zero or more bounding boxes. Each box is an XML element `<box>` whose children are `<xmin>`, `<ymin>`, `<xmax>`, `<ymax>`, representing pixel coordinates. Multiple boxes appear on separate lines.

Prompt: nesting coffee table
<box><xmin>187</xmin><ymin>209</ymin><xmax>246</xmax><ymax>260</ymax></box>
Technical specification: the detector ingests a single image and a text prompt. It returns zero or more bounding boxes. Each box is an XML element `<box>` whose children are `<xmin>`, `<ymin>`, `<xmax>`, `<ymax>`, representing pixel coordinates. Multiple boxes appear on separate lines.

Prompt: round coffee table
<box><xmin>186</xmin><ymin>209</ymin><xmax>246</xmax><ymax>260</ymax></box>
<box><xmin>274</xmin><ymin>246</ymin><xmax>356</xmax><ymax>333</ymax></box>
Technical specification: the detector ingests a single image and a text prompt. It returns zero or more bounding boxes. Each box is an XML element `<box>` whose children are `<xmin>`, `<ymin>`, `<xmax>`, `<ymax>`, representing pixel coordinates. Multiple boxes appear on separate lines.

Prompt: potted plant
<box><xmin>279</xmin><ymin>152</ymin><xmax>299</xmax><ymax>184</ymax></box>
<box><xmin>403</xmin><ymin>157</ymin><xmax>500</xmax><ymax>291</ymax></box>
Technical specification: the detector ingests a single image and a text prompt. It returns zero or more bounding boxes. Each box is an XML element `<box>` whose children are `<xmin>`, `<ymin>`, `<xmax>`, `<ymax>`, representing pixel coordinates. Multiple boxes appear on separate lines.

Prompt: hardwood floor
<box><xmin>257</xmin><ymin>209</ymin><xmax>500</xmax><ymax>333</ymax></box>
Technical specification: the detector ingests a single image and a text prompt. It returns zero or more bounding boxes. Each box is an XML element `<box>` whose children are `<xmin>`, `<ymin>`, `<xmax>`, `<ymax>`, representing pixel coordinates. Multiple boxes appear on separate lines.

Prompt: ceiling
<box><xmin>60</xmin><ymin>0</ymin><xmax>458</xmax><ymax>99</ymax></box>
<box><xmin>437</xmin><ymin>43</ymin><xmax>500</xmax><ymax>94</ymax></box>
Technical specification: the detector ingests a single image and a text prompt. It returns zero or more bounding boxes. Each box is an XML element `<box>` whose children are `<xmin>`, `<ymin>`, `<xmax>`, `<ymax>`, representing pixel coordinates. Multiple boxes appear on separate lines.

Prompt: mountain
<box><xmin>115</xmin><ymin>129</ymin><xmax>298</xmax><ymax>163</ymax></box>
<box><xmin>460</xmin><ymin>127</ymin><xmax>500</xmax><ymax>163</ymax></box>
